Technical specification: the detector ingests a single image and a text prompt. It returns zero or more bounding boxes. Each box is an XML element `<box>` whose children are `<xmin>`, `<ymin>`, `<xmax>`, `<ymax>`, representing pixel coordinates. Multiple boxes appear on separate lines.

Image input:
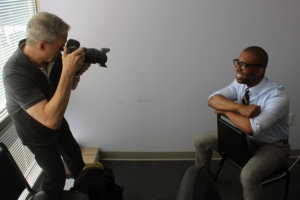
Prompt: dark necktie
<box><xmin>242</xmin><ymin>88</ymin><xmax>250</xmax><ymax>105</ymax></box>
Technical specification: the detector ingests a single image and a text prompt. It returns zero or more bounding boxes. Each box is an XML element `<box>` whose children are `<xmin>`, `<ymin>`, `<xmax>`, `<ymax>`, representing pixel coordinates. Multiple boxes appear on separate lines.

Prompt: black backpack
<box><xmin>72</xmin><ymin>166</ymin><xmax>123</xmax><ymax>200</ymax></box>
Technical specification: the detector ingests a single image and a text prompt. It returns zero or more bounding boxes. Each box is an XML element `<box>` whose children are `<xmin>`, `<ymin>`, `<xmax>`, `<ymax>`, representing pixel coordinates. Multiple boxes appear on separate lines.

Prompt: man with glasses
<box><xmin>194</xmin><ymin>46</ymin><xmax>290</xmax><ymax>200</ymax></box>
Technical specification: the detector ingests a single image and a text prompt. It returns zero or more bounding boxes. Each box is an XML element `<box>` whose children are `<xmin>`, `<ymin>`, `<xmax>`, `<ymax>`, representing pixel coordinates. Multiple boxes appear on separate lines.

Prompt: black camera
<box><xmin>66</xmin><ymin>39</ymin><xmax>110</xmax><ymax>67</ymax></box>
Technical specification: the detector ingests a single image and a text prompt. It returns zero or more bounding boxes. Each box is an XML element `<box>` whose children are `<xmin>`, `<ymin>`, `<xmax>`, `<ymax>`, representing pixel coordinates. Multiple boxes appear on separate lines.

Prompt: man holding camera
<box><xmin>194</xmin><ymin>46</ymin><xmax>290</xmax><ymax>200</ymax></box>
<box><xmin>3</xmin><ymin>12</ymin><xmax>90</xmax><ymax>191</ymax></box>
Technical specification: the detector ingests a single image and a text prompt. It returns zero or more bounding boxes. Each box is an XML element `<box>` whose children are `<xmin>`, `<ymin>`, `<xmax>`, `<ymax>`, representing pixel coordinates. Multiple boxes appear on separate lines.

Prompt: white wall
<box><xmin>39</xmin><ymin>0</ymin><xmax>300</xmax><ymax>151</ymax></box>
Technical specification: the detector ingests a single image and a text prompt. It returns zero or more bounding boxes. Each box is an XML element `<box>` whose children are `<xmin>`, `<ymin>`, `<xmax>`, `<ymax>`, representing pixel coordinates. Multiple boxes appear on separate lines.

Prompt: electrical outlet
<box><xmin>289</xmin><ymin>113</ymin><xmax>294</xmax><ymax>126</ymax></box>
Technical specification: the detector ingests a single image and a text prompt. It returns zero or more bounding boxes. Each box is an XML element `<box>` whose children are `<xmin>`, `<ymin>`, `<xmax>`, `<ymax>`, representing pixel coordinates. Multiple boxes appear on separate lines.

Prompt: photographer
<box><xmin>3</xmin><ymin>12</ymin><xmax>90</xmax><ymax>191</ymax></box>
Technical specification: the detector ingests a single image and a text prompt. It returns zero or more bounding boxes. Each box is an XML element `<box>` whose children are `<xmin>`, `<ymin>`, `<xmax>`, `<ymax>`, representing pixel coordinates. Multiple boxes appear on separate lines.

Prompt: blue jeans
<box><xmin>194</xmin><ymin>131</ymin><xmax>290</xmax><ymax>200</ymax></box>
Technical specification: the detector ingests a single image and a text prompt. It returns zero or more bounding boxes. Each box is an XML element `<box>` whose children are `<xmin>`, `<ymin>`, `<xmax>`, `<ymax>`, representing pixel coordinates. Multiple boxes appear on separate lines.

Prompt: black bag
<box><xmin>72</xmin><ymin>166</ymin><xmax>123</xmax><ymax>200</ymax></box>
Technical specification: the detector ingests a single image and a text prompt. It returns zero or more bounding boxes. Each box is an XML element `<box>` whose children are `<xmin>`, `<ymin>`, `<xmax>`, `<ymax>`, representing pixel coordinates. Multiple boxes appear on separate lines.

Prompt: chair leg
<box><xmin>284</xmin><ymin>172</ymin><xmax>290</xmax><ymax>200</ymax></box>
<box><xmin>215</xmin><ymin>156</ymin><xmax>226</xmax><ymax>181</ymax></box>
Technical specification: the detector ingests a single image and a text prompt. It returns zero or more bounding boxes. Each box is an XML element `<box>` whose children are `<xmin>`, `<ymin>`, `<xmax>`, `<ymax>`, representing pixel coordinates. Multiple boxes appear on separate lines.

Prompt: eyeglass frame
<box><xmin>233</xmin><ymin>59</ymin><xmax>261</xmax><ymax>70</ymax></box>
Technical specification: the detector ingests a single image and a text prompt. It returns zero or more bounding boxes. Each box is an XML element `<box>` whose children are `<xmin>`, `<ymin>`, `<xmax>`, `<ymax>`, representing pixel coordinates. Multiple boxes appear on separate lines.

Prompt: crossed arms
<box><xmin>208</xmin><ymin>94</ymin><xmax>261</xmax><ymax>135</ymax></box>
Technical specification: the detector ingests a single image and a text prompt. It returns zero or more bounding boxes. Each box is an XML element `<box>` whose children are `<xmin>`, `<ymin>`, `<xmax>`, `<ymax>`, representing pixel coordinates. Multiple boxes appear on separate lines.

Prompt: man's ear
<box><xmin>37</xmin><ymin>41</ymin><xmax>47</xmax><ymax>51</ymax></box>
<box><xmin>258</xmin><ymin>66</ymin><xmax>266</xmax><ymax>77</ymax></box>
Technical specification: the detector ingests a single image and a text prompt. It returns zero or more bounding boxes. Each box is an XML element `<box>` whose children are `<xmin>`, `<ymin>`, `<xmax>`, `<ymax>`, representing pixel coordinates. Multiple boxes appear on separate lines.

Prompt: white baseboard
<box><xmin>99</xmin><ymin>150</ymin><xmax>300</xmax><ymax>161</ymax></box>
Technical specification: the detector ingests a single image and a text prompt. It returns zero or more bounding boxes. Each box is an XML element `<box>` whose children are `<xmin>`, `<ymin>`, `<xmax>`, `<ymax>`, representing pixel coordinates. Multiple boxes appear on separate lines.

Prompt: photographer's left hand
<box><xmin>78</xmin><ymin>63</ymin><xmax>91</xmax><ymax>75</ymax></box>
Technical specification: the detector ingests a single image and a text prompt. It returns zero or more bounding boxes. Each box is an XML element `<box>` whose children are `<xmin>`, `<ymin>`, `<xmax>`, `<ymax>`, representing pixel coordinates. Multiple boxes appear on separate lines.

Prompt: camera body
<box><xmin>66</xmin><ymin>39</ymin><xmax>110</xmax><ymax>67</ymax></box>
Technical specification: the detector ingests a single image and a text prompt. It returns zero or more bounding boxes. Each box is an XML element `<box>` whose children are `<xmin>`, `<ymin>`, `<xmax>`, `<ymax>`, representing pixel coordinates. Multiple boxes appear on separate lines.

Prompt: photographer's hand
<box><xmin>77</xmin><ymin>63</ymin><xmax>91</xmax><ymax>75</ymax></box>
<box><xmin>71</xmin><ymin>63</ymin><xmax>91</xmax><ymax>90</ymax></box>
<box><xmin>62</xmin><ymin>46</ymin><xmax>85</xmax><ymax>76</ymax></box>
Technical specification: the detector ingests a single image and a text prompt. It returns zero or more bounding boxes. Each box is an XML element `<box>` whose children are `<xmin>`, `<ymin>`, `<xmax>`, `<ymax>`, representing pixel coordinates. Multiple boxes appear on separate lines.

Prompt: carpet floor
<box><xmin>101</xmin><ymin>159</ymin><xmax>300</xmax><ymax>200</ymax></box>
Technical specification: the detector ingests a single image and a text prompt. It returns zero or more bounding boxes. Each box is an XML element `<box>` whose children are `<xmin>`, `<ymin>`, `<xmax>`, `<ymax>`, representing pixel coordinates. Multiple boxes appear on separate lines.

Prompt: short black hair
<box><xmin>243</xmin><ymin>46</ymin><xmax>268</xmax><ymax>68</ymax></box>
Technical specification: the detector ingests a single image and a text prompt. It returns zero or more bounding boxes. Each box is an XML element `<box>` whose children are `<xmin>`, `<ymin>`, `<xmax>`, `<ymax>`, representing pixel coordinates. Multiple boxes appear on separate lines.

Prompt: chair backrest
<box><xmin>176</xmin><ymin>166</ymin><xmax>222</xmax><ymax>200</ymax></box>
<box><xmin>217</xmin><ymin>114</ymin><xmax>251</xmax><ymax>167</ymax></box>
<box><xmin>0</xmin><ymin>142</ymin><xmax>35</xmax><ymax>200</ymax></box>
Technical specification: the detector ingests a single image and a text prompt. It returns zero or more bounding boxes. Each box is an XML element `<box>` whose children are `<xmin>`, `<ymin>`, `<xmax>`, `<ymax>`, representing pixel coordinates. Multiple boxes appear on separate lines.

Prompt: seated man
<box><xmin>194</xmin><ymin>46</ymin><xmax>290</xmax><ymax>200</ymax></box>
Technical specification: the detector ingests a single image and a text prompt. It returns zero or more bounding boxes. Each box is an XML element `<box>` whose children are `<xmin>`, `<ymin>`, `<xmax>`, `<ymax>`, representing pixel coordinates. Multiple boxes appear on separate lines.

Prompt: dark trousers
<box><xmin>27</xmin><ymin>122</ymin><xmax>85</xmax><ymax>191</ymax></box>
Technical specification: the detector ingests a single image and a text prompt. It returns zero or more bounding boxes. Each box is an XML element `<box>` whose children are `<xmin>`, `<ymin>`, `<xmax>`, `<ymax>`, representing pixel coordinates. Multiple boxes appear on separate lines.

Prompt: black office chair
<box><xmin>0</xmin><ymin>142</ymin><xmax>89</xmax><ymax>200</ymax></box>
<box><xmin>176</xmin><ymin>166</ymin><xmax>222</xmax><ymax>200</ymax></box>
<box><xmin>214</xmin><ymin>114</ymin><xmax>300</xmax><ymax>200</ymax></box>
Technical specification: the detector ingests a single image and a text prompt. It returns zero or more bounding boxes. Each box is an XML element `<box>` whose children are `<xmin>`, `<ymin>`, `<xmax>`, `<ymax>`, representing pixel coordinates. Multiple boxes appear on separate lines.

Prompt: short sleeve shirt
<box><xmin>3</xmin><ymin>40</ymin><xmax>65</xmax><ymax>145</ymax></box>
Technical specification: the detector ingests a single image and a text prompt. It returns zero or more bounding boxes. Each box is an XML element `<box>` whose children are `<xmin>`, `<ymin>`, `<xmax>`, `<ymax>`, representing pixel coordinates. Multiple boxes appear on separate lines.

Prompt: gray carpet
<box><xmin>101</xmin><ymin>159</ymin><xmax>300</xmax><ymax>200</ymax></box>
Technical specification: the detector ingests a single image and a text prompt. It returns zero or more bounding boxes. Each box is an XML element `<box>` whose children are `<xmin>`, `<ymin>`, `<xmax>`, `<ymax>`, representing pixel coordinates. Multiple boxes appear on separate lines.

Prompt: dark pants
<box><xmin>27</xmin><ymin>122</ymin><xmax>85</xmax><ymax>192</ymax></box>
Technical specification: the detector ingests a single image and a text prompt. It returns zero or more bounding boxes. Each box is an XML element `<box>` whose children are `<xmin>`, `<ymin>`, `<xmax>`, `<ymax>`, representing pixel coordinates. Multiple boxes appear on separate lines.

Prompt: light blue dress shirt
<box><xmin>209</xmin><ymin>77</ymin><xmax>289</xmax><ymax>142</ymax></box>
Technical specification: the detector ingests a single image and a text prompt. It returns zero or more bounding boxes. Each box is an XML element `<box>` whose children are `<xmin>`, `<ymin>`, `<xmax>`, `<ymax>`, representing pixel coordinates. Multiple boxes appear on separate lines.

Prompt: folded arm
<box><xmin>209</xmin><ymin>94</ymin><xmax>261</xmax><ymax>135</ymax></box>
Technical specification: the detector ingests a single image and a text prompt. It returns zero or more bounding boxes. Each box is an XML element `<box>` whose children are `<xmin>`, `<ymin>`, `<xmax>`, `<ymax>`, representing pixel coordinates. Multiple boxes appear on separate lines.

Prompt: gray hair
<box><xmin>26</xmin><ymin>12</ymin><xmax>70</xmax><ymax>45</ymax></box>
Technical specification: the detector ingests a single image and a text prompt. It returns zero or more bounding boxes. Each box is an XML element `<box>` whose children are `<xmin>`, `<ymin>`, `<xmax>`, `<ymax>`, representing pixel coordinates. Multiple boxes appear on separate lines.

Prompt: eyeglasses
<box><xmin>233</xmin><ymin>59</ymin><xmax>260</xmax><ymax>70</ymax></box>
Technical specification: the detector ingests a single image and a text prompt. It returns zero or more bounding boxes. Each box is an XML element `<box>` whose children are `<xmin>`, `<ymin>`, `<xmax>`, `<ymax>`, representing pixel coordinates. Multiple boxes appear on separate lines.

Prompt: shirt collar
<box><xmin>39</xmin><ymin>62</ymin><xmax>55</xmax><ymax>78</ymax></box>
<box><xmin>248</xmin><ymin>77</ymin><xmax>268</xmax><ymax>96</ymax></box>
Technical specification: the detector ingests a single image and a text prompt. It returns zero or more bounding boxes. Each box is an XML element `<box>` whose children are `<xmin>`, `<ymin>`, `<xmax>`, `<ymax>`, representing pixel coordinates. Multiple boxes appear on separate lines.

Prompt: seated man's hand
<box><xmin>214</xmin><ymin>109</ymin><xmax>225</xmax><ymax>115</ymax></box>
<box><xmin>239</xmin><ymin>104</ymin><xmax>261</xmax><ymax>118</ymax></box>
